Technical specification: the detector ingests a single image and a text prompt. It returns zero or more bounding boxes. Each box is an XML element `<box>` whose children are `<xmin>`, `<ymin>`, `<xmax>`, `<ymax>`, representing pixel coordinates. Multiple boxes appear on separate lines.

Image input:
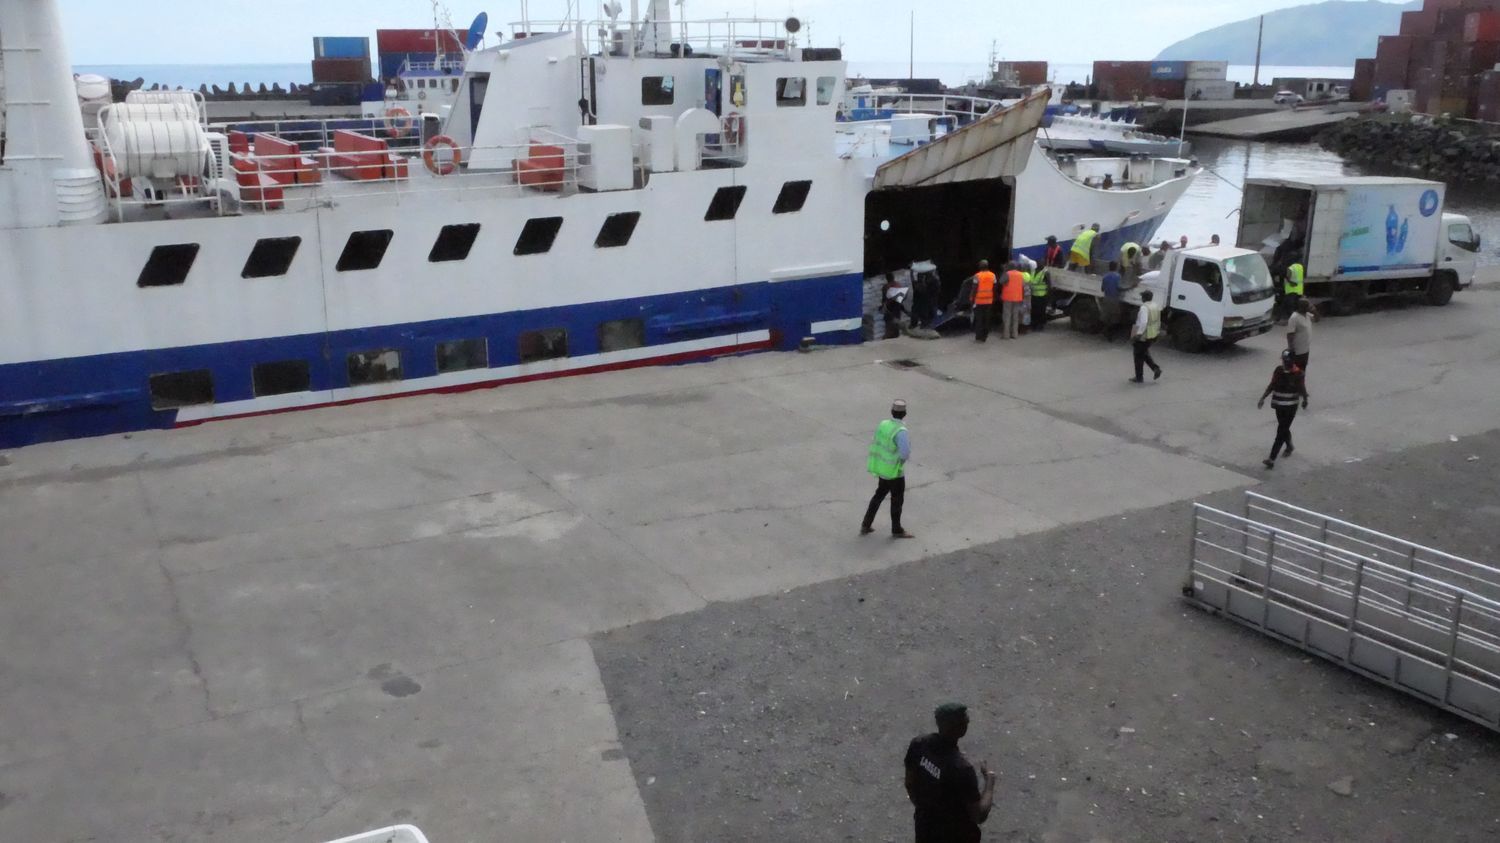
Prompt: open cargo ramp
<box><xmin>872</xmin><ymin>88</ymin><xmax>1049</xmax><ymax>189</ymax></box>
<box><xmin>1183</xmin><ymin>492</ymin><xmax>1500</xmax><ymax>732</ymax></box>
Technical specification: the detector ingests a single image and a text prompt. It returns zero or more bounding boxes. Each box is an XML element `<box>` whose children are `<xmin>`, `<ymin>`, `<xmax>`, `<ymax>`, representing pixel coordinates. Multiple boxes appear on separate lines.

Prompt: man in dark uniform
<box><xmin>903</xmin><ymin>703</ymin><xmax>997</xmax><ymax>842</ymax></box>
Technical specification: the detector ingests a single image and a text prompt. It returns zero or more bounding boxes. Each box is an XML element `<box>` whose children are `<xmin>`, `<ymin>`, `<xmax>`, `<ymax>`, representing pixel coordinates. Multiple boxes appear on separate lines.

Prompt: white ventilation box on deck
<box><xmin>578</xmin><ymin>124</ymin><xmax>634</xmax><ymax>191</ymax></box>
<box><xmin>636</xmin><ymin>115</ymin><xmax>676</xmax><ymax>173</ymax></box>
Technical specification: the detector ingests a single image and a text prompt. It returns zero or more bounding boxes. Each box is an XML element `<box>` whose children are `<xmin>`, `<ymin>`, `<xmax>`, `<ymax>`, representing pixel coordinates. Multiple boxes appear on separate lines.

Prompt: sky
<box><xmin>61</xmin><ymin>0</ymin><xmax>1408</xmax><ymax>66</ymax></box>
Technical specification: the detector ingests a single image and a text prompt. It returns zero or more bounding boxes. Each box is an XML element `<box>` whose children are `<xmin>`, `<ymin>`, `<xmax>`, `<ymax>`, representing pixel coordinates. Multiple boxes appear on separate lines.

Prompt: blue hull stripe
<box><xmin>0</xmin><ymin>273</ymin><xmax>862</xmax><ymax>449</ymax></box>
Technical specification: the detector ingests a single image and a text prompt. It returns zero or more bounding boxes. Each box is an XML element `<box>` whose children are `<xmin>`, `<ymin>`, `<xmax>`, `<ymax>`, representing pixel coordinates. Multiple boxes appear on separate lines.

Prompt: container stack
<box><xmin>993</xmin><ymin>61</ymin><xmax>1049</xmax><ymax>86</ymax></box>
<box><xmin>1091</xmin><ymin>61</ymin><xmax>1152</xmax><ymax>99</ymax></box>
<box><xmin>1361</xmin><ymin>0</ymin><xmax>1500</xmax><ymax>117</ymax></box>
<box><xmin>311</xmin><ymin>36</ymin><xmax>372</xmax><ymax>84</ymax></box>
<box><xmin>376</xmin><ymin>29</ymin><xmax>466</xmax><ymax>82</ymax></box>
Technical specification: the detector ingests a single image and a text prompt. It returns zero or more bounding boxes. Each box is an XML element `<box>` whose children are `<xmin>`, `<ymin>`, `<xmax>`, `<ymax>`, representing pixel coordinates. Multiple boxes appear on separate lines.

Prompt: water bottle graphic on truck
<box><xmin>1385</xmin><ymin>204</ymin><xmax>1409</xmax><ymax>255</ymax></box>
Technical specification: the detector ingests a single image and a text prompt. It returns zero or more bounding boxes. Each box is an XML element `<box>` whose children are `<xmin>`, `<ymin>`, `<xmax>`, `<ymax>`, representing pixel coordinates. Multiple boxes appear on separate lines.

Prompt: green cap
<box><xmin>934</xmin><ymin>702</ymin><xmax>968</xmax><ymax>723</ymax></box>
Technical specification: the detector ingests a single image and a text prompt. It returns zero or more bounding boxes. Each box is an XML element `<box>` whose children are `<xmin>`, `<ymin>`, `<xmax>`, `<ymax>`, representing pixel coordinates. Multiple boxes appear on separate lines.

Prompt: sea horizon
<box><xmin>75</xmin><ymin>61</ymin><xmax>1357</xmax><ymax>90</ymax></box>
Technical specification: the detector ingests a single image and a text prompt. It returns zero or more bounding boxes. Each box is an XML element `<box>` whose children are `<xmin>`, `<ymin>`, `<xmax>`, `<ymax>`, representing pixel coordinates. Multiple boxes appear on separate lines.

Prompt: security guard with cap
<box><xmin>862</xmin><ymin>399</ymin><xmax>915</xmax><ymax>538</ymax></box>
<box><xmin>904</xmin><ymin>702</ymin><xmax>997</xmax><ymax>842</ymax></box>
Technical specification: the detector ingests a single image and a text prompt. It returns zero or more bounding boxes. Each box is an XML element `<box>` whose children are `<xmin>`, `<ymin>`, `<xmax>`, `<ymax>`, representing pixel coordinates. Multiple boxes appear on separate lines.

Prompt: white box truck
<box><xmin>1052</xmin><ymin>245</ymin><xmax>1276</xmax><ymax>351</ymax></box>
<box><xmin>1236</xmin><ymin>176</ymin><xmax>1479</xmax><ymax>315</ymax></box>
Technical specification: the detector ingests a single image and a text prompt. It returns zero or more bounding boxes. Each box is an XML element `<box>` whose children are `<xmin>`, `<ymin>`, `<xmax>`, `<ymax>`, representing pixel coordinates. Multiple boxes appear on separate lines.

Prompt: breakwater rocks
<box><xmin>1319</xmin><ymin>117</ymin><xmax>1500</xmax><ymax>183</ymax></box>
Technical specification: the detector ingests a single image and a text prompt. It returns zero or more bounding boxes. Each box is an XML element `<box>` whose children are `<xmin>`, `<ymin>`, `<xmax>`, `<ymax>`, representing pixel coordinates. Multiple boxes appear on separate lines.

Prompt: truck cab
<box><xmin>1441</xmin><ymin>212</ymin><xmax>1481</xmax><ymax>290</ymax></box>
<box><xmin>1141</xmin><ymin>247</ymin><xmax>1276</xmax><ymax>350</ymax></box>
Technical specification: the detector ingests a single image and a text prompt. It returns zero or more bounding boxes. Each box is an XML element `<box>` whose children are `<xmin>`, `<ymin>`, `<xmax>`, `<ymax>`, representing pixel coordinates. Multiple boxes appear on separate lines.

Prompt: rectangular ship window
<box><xmin>429</xmin><ymin>223</ymin><xmax>482</xmax><ymax>262</ymax></box>
<box><xmin>519</xmin><ymin>328</ymin><xmax>568</xmax><ymax>363</ymax></box>
<box><xmin>599</xmin><ymin>318</ymin><xmax>646</xmax><ymax>353</ymax></box>
<box><xmin>336</xmin><ymin>229</ymin><xmax>394</xmax><ymax>272</ymax></box>
<box><xmin>149</xmin><ymin>370</ymin><xmax>214</xmax><ymax>409</ymax></box>
<box><xmin>242</xmin><ymin>237</ymin><xmax>302</xmax><ymax>278</ymax></box>
<box><xmin>595</xmin><ymin>212</ymin><xmax>641</xmax><ymax>248</ymax></box>
<box><xmin>816</xmin><ymin>76</ymin><xmax>838</xmax><ymax>106</ymax></box>
<box><xmin>252</xmin><ymin>360</ymin><xmax>311</xmax><ymax>396</ymax></box>
<box><xmin>641</xmin><ymin>75</ymin><xmax>676</xmax><ymax>106</ymax></box>
<box><xmin>138</xmin><ymin>244</ymin><xmax>201</xmax><ymax>287</ymax></box>
<box><xmin>515</xmin><ymin>217</ymin><xmax>564</xmax><ymax>255</ymax></box>
<box><xmin>346</xmin><ymin>349</ymin><xmax>403</xmax><ymax>385</ymax></box>
<box><xmin>775</xmin><ymin>77</ymin><xmax>806</xmax><ymax>107</ymax></box>
<box><xmin>772</xmin><ymin>180</ymin><xmax>812</xmax><ymax>214</ymax></box>
<box><xmin>704</xmin><ymin>185</ymin><xmax>748</xmax><ymax>222</ymax></box>
<box><xmin>436</xmin><ymin>338</ymin><xmax>489</xmax><ymax>373</ymax></box>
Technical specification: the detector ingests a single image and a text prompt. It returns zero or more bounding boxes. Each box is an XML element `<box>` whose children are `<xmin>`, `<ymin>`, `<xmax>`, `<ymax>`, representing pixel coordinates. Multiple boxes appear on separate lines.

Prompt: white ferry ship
<box><xmin>0</xmin><ymin>0</ymin><xmax>1080</xmax><ymax>449</ymax></box>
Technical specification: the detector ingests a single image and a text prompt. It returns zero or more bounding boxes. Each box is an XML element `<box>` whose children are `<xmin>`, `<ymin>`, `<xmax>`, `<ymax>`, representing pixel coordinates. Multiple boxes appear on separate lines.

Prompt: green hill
<box><xmin>1156</xmin><ymin>0</ymin><xmax>1415</xmax><ymax>66</ymax></box>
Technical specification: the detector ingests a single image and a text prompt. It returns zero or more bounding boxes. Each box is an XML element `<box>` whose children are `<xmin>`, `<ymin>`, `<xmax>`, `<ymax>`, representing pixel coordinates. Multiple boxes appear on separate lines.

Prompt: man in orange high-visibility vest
<box><xmin>969</xmin><ymin>260</ymin><xmax>996</xmax><ymax>343</ymax></box>
<box><xmin>1000</xmin><ymin>263</ymin><xmax>1026</xmax><ymax>339</ymax></box>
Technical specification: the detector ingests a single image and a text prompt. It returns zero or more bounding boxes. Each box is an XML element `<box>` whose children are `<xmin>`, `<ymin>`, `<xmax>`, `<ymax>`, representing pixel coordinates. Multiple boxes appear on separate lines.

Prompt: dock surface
<box><xmin>3</xmin><ymin>288</ymin><xmax>1500</xmax><ymax>841</ymax></box>
<box><xmin>1188</xmin><ymin>105</ymin><xmax>1362</xmax><ymax>141</ymax></box>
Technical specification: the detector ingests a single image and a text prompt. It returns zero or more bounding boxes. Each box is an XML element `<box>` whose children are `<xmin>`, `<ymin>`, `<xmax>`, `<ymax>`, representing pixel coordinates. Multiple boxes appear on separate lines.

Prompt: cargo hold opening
<box><xmin>864</xmin><ymin>178</ymin><xmax>1014</xmax><ymax>307</ymax></box>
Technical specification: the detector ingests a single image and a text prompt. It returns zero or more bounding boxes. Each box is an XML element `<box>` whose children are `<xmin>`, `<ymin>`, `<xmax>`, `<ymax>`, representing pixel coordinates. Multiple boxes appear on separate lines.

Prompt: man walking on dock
<box><xmin>970</xmin><ymin>261</ymin><xmax>997</xmax><ymax>343</ymax></box>
<box><xmin>1130</xmin><ymin>290</ymin><xmax>1163</xmax><ymax>383</ymax></box>
<box><xmin>1286</xmin><ymin>297</ymin><xmax>1314</xmax><ymax>371</ymax></box>
<box><xmin>1259</xmin><ymin>349</ymin><xmax>1309</xmax><ymax>470</ymax></box>
<box><xmin>862</xmin><ymin>399</ymin><xmax>915</xmax><ymax>539</ymax></box>
<box><xmin>904</xmin><ymin>702</ymin><xmax>997</xmax><ymax>843</ymax></box>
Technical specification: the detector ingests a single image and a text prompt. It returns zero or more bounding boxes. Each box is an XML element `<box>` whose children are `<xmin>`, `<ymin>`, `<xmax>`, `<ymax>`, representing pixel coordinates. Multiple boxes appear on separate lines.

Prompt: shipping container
<box><xmin>376</xmin><ymin>28</ymin><xmax>464</xmax><ymax>55</ymax></box>
<box><xmin>307</xmin><ymin>83</ymin><xmax>363</xmax><ymax>107</ymax></box>
<box><xmin>1466</xmin><ymin>10</ymin><xmax>1500</xmax><ymax>42</ymax></box>
<box><xmin>1150</xmin><ymin>60</ymin><xmax>1188</xmax><ymax>80</ymax></box>
<box><xmin>1146</xmin><ymin>78</ymin><xmax>1185</xmax><ymax>99</ymax></box>
<box><xmin>313</xmin><ymin>36</ymin><xmax>370</xmax><ymax>59</ymax></box>
<box><xmin>1185</xmin><ymin>60</ymin><xmax>1229</xmax><ymax>80</ymax></box>
<box><xmin>311</xmin><ymin>57</ymin><xmax>372</xmax><ymax>84</ymax></box>
<box><xmin>1352</xmin><ymin>58</ymin><xmax>1375</xmax><ymax>101</ymax></box>
<box><xmin>1436</xmin><ymin>8</ymin><xmax>1471</xmax><ymax>38</ymax></box>
<box><xmin>1186</xmin><ymin>79</ymin><xmax>1235</xmax><ymax>100</ymax></box>
<box><xmin>1401</xmin><ymin>9</ymin><xmax>1436</xmax><ymax>37</ymax></box>
<box><xmin>1013</xmin><ymin>61</ymin><xmax>1049</xmax><ymax>86</ymax></box>
<box><xmin>1091</xmin><ymin>60</ymin><xmax>1153</xmax><ymax>99</ymax></box>
<box><xmin>1451</xmin><ymin>40</ymin><xmax>1500</xmax><ymax>74</ymax></box>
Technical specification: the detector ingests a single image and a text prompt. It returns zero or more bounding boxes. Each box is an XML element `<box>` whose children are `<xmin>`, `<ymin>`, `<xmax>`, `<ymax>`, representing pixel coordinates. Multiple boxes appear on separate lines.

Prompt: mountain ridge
<box><xmin>1156</xmin><ymin>0</ymin><xmax>1415</xmax><ymax>67</ymax></box>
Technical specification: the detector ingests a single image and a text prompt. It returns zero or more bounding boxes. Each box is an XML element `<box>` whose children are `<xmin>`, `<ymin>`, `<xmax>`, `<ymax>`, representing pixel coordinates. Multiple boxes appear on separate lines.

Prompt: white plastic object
<box><xmin>320</xmin><ymin>824</ymin><xmax>431</xmax><ymax>843</ymax></box>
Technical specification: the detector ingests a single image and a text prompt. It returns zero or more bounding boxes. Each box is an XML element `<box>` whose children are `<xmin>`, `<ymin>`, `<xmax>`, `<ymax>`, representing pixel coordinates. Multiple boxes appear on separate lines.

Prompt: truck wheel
<box><xmin>1169</xmin><ymin>313</ymin><xmax>1205</xmax><ymax>352</ymax></box>
<box><xmin>1069</xmin><ymin>296</ymin><xmax>1102</xmax><ymax>334</ymax></box>
<box><xmin>1426</xmin><ymin>272</ymin><xmax>1455</xmax><ymax>306</ymax></box>
<box><xmin>1326</xmin><ymin>282</ymin><xmax>1366</xmax><ymax>316</ymax></box>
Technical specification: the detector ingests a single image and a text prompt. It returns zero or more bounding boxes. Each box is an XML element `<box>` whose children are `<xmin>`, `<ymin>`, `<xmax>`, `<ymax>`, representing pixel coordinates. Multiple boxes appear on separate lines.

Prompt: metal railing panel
<box><xmin>1184</xmin><ymin>499</ymin><xmax>1500</xmax><ymax>732</ymax></box>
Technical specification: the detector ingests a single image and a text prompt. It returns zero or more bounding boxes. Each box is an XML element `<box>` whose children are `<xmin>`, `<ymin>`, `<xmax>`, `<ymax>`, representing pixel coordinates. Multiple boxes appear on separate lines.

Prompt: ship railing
<box><xmin>840</xmin><ymin>91</ymin><xmax>1010</xmax><ymax>123</ymax></box>
<box><xmin>87</xmin><ymin>119</ymin><xmax>600</xmax><ymax>218</ymax></box>
<box><xmin>398</xmin><ymin>57</ymin><xmax>467</xmax><ymax>75</ymax></box>
<box><xmin>512</xmin><ymin>17</ymin><xmax>808</xmax><ymax>61</ymax></box>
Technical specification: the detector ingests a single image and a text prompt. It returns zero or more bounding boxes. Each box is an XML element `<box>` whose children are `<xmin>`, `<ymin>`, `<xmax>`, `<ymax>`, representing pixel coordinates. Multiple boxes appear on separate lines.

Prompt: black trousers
<box><xmin>1292</xmin><ymin>351</ymin><xmax>1310</xmax><ymax>371</ymax></box>
<box><xmin>862</xmin><ymin>476</ymin><xmax>905</xmax><ymax>533</ymax></box>
<box><xmin>973</xmin><ymin>304</ymin><xmax>993</xmax><ymax>341</ymax></box>
<box><xmin>1270</xmin><ymin>404</ymin><xmax>1298</xmax><ymax>460</ymax></box>
<box><xmin>1031</xmin><ymin>295</ymin><xmax>1048</xmax><ymax>331</ymax></box>
<box><xmin>1132</xmin><ymin>339</ymin><xmax>1160</xmax><ymax>380</ymax></box>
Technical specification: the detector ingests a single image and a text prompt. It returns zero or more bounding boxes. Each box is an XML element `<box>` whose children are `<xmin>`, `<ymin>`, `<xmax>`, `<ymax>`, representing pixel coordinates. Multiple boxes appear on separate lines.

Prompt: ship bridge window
<box><xmin>519</xmin><ymin>328</ymin><xmax>568</xmax><ymax>363</ymax></box>
<box><xmin>515</xmin><ymin>216</ymin><xmax>564</xmax><ymax>255</ymax></box>
<box><xmin>775</xmin><ymin>77</ymin><xmax>806</xmax><ymax>107</ymax></box>
<box><xmin>772</xmin><ymin>180</ymin><xmax>812</xmax><ymax>214</ymax></box>
<box><xmin>705</xmin><ymin>185</ymin><xmax>748</xmax><ymax>221</ymax></box>
<box><xmin>595</xmin><ymin>212</ymin><xmax>641</xmax><ymax>248</ymax></box>
<box><xmin>816</xmin><ymin>77</ymin><xmax>838</xmax><ymax>106</ymax></box>
<box><xmin>253</xmin><ymin>360</ymin><xmax>311</xmax><ymax>396</ymax></box>
<box><xmin>137</xmin><ymin>243</ymin><xmax>201</xmax><ymax>287</ymax></box>
<box><xmin>429</xmin><ymin>223</ymin><xmax>482</xmax><ymax>262</ymax></box>
<box><xmin>336</xmin><ymin>229</ymin><xmax>394</xmax><ymax>272</ymax></box>
<box><xmin>436</xmin><ymin>338</ymin><xmax>489</xmax><ymax>373</ymax></box>
<box><xmin>347</xmin><ymin>349</ymin><xmax>403</xmax><ymax>385</ymax></box>
<box><xmin>242</xmin><ymin>236</ymin><xmax>302</xmax><ymax>278</ymax></box>
<box><xmin>600</xmin><ymin>318</ymin><xmax>646</xmax><ymax>352</ymax></box>
<box><xmin>149</xmin><ymin>370</ymin><xmax>214</xmax><ymax>409</ymax></box>
<box><xmin>641</xmin><ymin>76</ymin><xmax>676</xmax><ymax>106</ymax></box>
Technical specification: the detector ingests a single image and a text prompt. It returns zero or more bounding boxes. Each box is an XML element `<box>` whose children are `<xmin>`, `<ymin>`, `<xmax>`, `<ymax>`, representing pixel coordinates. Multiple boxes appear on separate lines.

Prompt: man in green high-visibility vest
<box><xmin>861</xmin><ymin>399</ymin><xmax>916</xmax><ymax>538</ymax></box>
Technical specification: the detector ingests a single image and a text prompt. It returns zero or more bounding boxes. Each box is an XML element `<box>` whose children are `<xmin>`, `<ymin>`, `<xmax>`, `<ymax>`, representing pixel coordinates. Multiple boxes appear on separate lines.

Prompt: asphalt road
<box><xmin>594</xmin><ymin>430</ymin><xmax>1500</xmax><ymax>843</ymax></box>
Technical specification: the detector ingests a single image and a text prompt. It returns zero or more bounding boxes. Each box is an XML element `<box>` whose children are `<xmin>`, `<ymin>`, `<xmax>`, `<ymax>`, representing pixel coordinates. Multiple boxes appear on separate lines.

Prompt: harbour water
<box><xmin>1161</xmin><ymin>138</ymin><xmax>1500</xmax><ymax>266</ymax></box>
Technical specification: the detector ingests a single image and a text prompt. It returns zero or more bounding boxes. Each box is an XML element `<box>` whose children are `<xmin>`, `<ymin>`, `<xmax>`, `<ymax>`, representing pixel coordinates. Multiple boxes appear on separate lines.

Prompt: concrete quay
<box><xmin>2</xmin><ymin>289</ymin><xmax>1499</xmax><ymax>841</ymax></box>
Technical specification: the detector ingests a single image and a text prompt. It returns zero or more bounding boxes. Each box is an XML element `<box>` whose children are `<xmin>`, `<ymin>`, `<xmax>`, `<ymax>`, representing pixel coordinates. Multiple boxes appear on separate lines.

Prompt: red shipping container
<box><xmin>1453</xmin><ymin>40</ymin><xmax>1500</xmax><ymax>73</ymax></box>
<box><xmin>376</xmin><ymin>29</ymin><xmax>464</xmax><ymax>55</ymax></box>
<box><xmin>311</xmin><ymin>57</ymin><xmax>372</xmax><ymax>84</ymax></box>
<box><xmin>1145</xmin><ymin>78</ymin><xmax>1185</xmax><ymax>99</ymax></box>
<box><xmin>1437</xmin><ymin>9</ymin><xmax>1471</xmax><ymax>38</ymax></box>
<box><xmin>1467</xmin><ymin>10</ymin><xmax>1500</xmax><ymax>41</ymax></box>
<box><xmin>1012</xmin><ymin>61</ymin><xmax>1048</xmax><ymax>86</ymax></box>
<box><xmin>1352</xmin><ymin>58</ymin><xmax>1375</xmax><ymax>101</ymax></box>
<box><xmin>1401</xmin><ymin>9</ymin><xmax>1437</xmax><ymax>37</ymax></box>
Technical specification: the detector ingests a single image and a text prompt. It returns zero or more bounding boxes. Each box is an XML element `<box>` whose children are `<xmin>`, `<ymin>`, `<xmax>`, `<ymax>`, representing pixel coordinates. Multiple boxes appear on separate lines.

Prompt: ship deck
<box><xmin>3</xmin><ymin>280</ymin><xmax>1500</xmax><ymax>841</ymax></box>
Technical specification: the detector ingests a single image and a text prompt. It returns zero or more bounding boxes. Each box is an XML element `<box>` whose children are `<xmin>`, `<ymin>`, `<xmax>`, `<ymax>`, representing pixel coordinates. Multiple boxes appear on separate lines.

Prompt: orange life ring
<box><xmin>423</xmin><ymin>135</ymin><xmax>462</xmax><ymax>176</ymax></box>
<box><xmin>385</xmin><ymin>106</ymin><xmax>414</xmax><ymax>139</ymax></box>
<box><xmin>723</xmin><ymin>111</ymin><xmax>745</xmax><ymax>146</ymax></box>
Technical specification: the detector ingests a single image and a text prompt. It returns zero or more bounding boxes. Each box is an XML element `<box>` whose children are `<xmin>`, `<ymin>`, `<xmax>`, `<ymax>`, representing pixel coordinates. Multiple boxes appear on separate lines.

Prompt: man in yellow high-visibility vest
<box><xmin>1069</xmin><ymin>223</ymin><xmax>1101</xmax><ymax>272</ymax></box>
<box><xmin>861</xmin><ymin>399</ymin><xmax>915</xmax><ymax>538</ymax></box>
<box><xmin>1129</xmin><ymin>290</ymin><xmax>1164</xmax><ymax>383</ymax></box>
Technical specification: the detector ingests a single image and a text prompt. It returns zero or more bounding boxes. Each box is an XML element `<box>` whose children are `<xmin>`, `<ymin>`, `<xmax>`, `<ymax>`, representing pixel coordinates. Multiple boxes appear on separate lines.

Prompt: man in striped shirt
<box><xmin>1258</xmin><ymin>349</ymin><xmax>1310</xmax><ymax>470</ymax></box>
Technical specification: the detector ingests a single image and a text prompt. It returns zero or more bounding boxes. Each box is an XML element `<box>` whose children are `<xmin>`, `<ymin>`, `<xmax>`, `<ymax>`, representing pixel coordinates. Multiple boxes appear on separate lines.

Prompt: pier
<box><xmin>3</xmin><ymin>286</ymin><xmax>1500</xmax><ymax>841</ymax></box>
<box><xmin>1187</xmin><ymin>104</ymin><xmax>1364</xmax><ymax>141</ymax></box>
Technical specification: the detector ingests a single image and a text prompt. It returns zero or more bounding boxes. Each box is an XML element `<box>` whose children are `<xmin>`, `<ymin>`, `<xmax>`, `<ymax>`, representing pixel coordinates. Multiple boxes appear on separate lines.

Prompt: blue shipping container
<box><xmin>315</xmin><ymin>36</ymin><xmax>371</xmax><ymax>59</ymax></box>
<box><xmin>1150</xmin><ymin>60</ymin><xmax>1187</xmax><ymax>80</ymax></box>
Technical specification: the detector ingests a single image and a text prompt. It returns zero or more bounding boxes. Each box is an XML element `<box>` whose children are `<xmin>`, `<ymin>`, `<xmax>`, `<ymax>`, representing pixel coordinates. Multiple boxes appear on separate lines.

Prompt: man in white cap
<box><xmin>862</xmin><ymin>399</ymin><xmax>915</xmax><ymax>538</ymax></box>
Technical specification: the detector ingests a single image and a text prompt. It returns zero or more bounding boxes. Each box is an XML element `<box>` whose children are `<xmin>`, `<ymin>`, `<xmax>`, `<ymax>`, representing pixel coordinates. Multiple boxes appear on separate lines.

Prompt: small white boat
<box><xmin>1039</xmin><ymin>112</ymin><xmax>1190</xmax><ymax>158</ymax></box>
